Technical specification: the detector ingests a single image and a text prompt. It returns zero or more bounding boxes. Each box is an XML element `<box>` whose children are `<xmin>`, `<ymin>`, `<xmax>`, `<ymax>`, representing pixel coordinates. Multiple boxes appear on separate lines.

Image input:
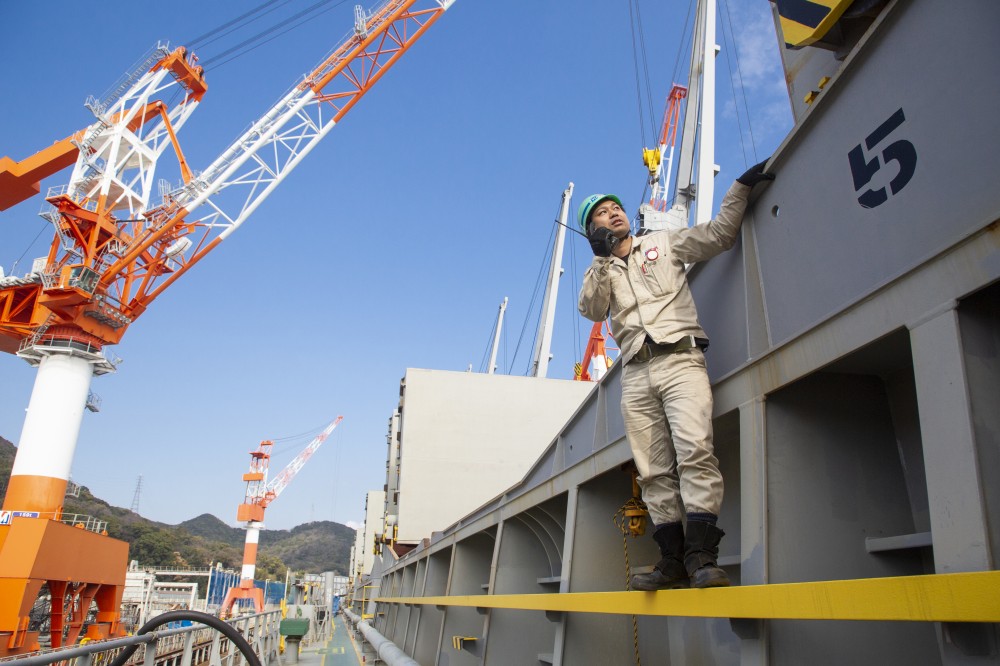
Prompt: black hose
<box><xmin>107</xmin><ymin>610</ymin><xmax>262</xmax><ymax>666</ymax></box>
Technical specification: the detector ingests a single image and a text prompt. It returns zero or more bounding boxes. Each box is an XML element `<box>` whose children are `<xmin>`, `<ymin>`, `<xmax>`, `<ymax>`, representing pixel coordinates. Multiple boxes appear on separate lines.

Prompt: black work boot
<box><xmin>684</xmin><ymin>518</ymin><xmax>731</xmax><ymax>588</ymax></box>
<box><xmin>631</xmin><ymin>523</ymin><xmax>690</xmax><ymax>591</ymax></box>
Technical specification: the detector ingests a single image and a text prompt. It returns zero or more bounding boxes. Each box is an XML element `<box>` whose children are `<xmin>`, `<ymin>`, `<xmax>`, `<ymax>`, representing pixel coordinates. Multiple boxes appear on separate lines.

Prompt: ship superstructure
<box><xmin>348</xmin><ymin>1</ymin><xmax>1000</xmax><ymax>664</ymax></box>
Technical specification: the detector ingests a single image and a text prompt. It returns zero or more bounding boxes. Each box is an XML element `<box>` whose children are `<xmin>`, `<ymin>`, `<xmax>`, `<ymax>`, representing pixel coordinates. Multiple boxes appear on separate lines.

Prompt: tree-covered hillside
<box><xmin>0</xmin><ymin>437</ymin><xmax>353</xmax><ymax>576</ymax></box>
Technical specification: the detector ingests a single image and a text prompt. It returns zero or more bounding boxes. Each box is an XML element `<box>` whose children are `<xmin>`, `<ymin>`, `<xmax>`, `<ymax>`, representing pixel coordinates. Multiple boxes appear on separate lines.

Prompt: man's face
<box><xmin>589</xmin><ymin>199</ymin><xmax>629</xmax><ymax>239</ymax></box>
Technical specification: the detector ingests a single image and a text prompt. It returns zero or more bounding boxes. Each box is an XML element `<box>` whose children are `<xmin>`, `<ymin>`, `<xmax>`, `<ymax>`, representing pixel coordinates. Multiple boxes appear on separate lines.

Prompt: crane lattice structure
<box><xmin>0</xmin><ymin>0</ymin><xmax>455</xmax><ymax>655</ymax></box>
<box><xmin>220</xmin><ymin>417</ymin><xmax>343</xmax><ymax>616</ymax></box>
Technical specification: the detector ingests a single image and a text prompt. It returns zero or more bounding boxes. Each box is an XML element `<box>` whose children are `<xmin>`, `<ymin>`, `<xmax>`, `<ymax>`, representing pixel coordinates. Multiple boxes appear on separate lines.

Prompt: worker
<box><xmin>577</xmin><ymin>159</ymin><xmax>775</xmax><ymax>590</ymax></box>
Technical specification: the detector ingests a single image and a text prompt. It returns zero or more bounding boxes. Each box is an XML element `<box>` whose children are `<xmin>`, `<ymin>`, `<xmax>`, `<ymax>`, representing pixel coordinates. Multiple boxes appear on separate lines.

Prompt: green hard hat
<box><xmin>578</xmin><ymin>193</ymin><xmax>624</xmax><ymax>230</ymax></box>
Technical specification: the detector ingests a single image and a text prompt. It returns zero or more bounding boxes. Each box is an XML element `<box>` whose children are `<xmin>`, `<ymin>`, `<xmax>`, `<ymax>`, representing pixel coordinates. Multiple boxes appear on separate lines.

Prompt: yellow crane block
<box><xmin>776</xmin><ymin>0</ymin><xmax>854</xmax><ymax>48</ymax></box>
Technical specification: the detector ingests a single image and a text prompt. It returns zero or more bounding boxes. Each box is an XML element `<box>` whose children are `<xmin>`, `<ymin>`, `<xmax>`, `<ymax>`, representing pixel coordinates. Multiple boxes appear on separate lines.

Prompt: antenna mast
<box><xmin>531</xmin><ymin>182</ymin><xmax>574</xmax><ymax>378</ymax></box>
<box><xmin>488</xmin><ymin>297</ymin><xmax>508</xmax><ymax>374</ymax></box>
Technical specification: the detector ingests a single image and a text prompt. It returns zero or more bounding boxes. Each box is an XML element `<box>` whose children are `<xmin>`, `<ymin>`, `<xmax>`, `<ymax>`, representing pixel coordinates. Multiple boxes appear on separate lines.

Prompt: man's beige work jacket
<box><xmin>578</xmin><ymin>182</ymin><xmax>751</xmax><ymax>365</ymax></box>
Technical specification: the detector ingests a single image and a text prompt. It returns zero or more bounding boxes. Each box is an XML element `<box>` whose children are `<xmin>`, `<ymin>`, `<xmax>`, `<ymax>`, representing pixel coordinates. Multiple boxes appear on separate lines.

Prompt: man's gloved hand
<box><xmin>588</xmin><ymin>226</ymin><xmax>619</xmax><ymax>257</ymax></box>
<box><xmin>736</xmin><ymin>158</ymin><xmax>776</xmax><ymax>187</ymax></box>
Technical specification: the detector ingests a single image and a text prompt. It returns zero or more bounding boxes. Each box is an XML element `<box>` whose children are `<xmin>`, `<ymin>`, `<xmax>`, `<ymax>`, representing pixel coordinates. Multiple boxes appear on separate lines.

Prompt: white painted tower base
<box><xmin>4</xmin><ymin>345</ymin><xmax>114</xmax><ymax>514</ymax></box>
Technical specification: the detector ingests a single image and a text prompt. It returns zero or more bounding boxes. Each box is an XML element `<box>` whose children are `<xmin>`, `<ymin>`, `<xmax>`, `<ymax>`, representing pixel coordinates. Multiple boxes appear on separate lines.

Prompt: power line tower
<box><xmin>130</xmin><ymin>475</ymin><xmax>143</xmax><ymax>514</ymax></box>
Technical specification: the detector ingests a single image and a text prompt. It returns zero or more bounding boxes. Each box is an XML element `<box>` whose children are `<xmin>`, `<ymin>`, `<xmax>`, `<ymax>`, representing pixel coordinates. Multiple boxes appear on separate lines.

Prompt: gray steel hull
<box><xmin>356</xmin><ymin>0</ymin><xmax>1000</xmax><ymax>663</ymax></box>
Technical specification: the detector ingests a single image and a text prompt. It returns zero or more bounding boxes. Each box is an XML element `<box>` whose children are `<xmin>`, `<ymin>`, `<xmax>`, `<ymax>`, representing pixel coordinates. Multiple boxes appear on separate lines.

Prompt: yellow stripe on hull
<box><xmin>378</xmin><ymin>570</ymin><xmax>1000</xmax><ymax>623</ymax></box>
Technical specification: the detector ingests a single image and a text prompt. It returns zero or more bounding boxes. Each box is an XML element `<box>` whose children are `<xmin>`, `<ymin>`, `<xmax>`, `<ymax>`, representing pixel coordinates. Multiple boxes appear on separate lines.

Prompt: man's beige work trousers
<box><xmin>620</xmin><ymin>348</ymin><xmax>723</xmax><ymax>525</ymax></box>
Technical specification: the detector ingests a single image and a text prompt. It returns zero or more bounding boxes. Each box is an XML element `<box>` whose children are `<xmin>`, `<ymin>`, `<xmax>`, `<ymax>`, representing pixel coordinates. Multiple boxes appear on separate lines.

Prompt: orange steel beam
<box><xmin>219</xmin><ymin>585</ymin><xmax>265</xmax><ymax>618</ymax></box>
<box><xmin>0</xmin><ymin>518</ymin><xmax>127</xmax><ymax>657</ymax></box>
<box><xmin>0</xmin><ymin>135</ymin><xmax>82</xmax><ymax>211</ymax></box>
<box><xmin>158</xmin><ymin>105</ymin><xmax>195</xmax><ymax>184</ymax></box>
<box><xmin>153</xmin><ymin>48</ymin><xmax>207</xmax><ymax>101</ymax></box>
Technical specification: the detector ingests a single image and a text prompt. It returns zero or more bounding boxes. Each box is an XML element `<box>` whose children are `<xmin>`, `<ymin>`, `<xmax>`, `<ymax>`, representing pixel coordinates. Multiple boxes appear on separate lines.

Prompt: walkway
<box><xmin>293</xmin><ymin>614</ymin><xmax>362</xmax><ymax>666</ymax></box>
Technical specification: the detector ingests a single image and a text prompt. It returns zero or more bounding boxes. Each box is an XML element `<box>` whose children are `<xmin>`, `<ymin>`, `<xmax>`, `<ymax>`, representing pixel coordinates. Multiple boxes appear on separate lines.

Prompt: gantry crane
<box><xmin>0</xmin><ymin>1</ymin><xmax>455</xmax><ymax>655</ymax></box>
<box><xmin>220</xmin><ymin>417</ymin><xmax>343</xmax><ymax>616</ymax></box>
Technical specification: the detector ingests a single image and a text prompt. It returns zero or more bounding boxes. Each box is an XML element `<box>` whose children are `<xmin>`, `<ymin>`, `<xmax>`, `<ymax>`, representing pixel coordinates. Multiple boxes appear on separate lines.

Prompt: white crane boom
<box><xmin>266</xmin><ymin>416</ymin><xmax>343</xmax><ymax>502</ymax></box>
<box><xmin>106</xmin><ymin>0</ymin><xmax>457</xmax><ymax>305</ymax></box>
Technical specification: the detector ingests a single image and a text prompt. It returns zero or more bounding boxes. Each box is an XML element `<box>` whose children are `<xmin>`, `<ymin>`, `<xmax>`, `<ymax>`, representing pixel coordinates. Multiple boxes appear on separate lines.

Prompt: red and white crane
<box><xmin>642</xmin><ymin>83</ymin><xmax>689</xmax><ymax>213</ymax></box>
<box><xmin>220</xmin><ymin>416</ymin><xmax>343</xmax><ymax>616</ymax></box>
<box><xmin>0</xmin><ymin>0</ymin><xmax>454</xmax><ymax>654</ymax></box>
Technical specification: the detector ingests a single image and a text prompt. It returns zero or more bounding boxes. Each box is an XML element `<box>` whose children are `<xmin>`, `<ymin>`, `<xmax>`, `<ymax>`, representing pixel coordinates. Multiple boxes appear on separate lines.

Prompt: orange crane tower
<box><xmin>575</xmin><ymin>321</ymin><xmax>618</xmax><ymax>382</ymax></box>
<box><xmin>0</xmin><ymin>0</ymin><xmax>455</xmax><ymax>655</ymax></box>
<box><xmin>220</xmin><ymin>417</ymin><xmax>343</xmax><ymax>616</ymax></box>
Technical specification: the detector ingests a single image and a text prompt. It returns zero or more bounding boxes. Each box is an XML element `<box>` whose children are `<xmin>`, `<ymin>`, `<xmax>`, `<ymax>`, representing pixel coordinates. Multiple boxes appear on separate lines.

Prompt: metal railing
<box><xmin>18</xmin><ymin>333</ymin><xmax>103</xmax><ymax>356</ymax></box>
<box><xmin>0</xmin><ymin>513</ymin><xmax>108</xmax><ymax>535</ymax></box>
<box><xmin>56</xmin><ymin>513</ymin><xmax>108</xmax><ymax>534</ymax></box>
<box><xmin>0</xmin><ymin>611</ymin><xmax>281</xmax><ymax>666</ymax></box>
<box><xmin>45</xmin><ymin>185</ymin><xmax>98</xmax><ymax>212</ymax></box>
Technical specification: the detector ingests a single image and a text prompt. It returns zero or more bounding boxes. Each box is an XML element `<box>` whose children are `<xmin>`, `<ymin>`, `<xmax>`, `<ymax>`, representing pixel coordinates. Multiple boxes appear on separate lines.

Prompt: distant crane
<box><xmin>219</xmin><ymin>417</ymin><xmax>343</xmax><ymax>616</ymax></box>
<box><xmin>641</xmin><ymin>83</ymin><xmax>689</xmax><ymax>214</ymax></box>
<box><xmin>575</xmin><ymin>321</ymin><xmax>617</xmax><ymax>383</ymax></box>
<box><xmin>639</xmin><ymin>0</ymin><xmax>719</xmax><ymax>232</ymax></box>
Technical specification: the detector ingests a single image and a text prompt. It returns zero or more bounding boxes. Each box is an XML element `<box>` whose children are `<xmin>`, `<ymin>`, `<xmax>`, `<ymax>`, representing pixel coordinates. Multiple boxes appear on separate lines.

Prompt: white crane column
<box><xmin>4</xmin><ymin>348</ymin><xmax>112</xmax><ymax>514</ymax></box>
<box><xmin>695</xmin><ymin>0</ymin><xmax>718</xmax><ymax>226</ymax></box>
<box><xmin>531</xmin><ymin>182</ymin><xmax>574</xmax><ymax>378</ymax></box>
<box><xmin>241</xmin><ymin>524</ymin><xmax>263</xmax><ymax>583</ymax></box>
<box><xmin>488</xmin><ymin>297</ymin><xmax>508</xmax><ymax>375</ymax></box>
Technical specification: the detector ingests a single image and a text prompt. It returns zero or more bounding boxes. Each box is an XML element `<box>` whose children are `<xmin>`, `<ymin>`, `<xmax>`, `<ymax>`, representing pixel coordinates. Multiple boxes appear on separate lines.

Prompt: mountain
<box><xmin>179</xmin><ymin>513</ymin><xmax>246</xmax><ymax>548</ymax></box>
<box><xmin>179</xmin><ymin>515</ymin><xmax>356</xmax><ymax>574</ymax></box>
<box><xmin>0</xmin><ymin>436</ymin><xmax>14</xmax><ymax>500</ymax></box>
<box><xmin>262</xmin><ymin>521</ymin><xmax>356</xmax><ymax>573</ymax></box>
<box><xmin>0</xmin><ymin>437</ymin><xmax>354</xmax><ymax>576</ymax></box>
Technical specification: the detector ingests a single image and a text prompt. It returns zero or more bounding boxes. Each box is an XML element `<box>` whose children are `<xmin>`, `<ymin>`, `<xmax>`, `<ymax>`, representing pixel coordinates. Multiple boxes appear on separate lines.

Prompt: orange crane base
<box><xmin>219</xmin><ymin>584</ymin><xmax>265</xmax><ymax>617</ymax></box>
<box><xmin>0</xmin><ymin>518</ymin><xmax>128</xmax><ymax>657</ymax></box>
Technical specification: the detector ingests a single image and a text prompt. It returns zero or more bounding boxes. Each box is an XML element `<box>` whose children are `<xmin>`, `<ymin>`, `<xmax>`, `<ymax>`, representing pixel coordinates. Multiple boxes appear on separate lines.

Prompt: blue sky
<box><xmin>0</xmin><ymin>0</ymin><xmax>792</xmax><ymax>532</ymax></box>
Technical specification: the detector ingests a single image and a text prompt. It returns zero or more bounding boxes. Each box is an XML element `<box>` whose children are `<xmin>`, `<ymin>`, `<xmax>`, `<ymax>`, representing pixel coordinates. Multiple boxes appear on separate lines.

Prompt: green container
<box><xmin>279</xmin><ymin>618</ymin><xmax>310</xmax><ymax>638</ymax></box>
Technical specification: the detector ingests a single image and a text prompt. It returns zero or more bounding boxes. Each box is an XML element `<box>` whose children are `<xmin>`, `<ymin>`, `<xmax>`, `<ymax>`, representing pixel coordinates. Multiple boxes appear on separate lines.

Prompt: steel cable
<box><xmin>719</xmin><ymin>0</ymin><xmax>760</xmax><ymax>164</ymax></box>
<box><xmin>626</xmin><ymin>0</ymin><xmax>649</xmax><ymax>149</ymax></box>
<box><xmin>507</xmin><ymin>205</ymin><xmax>558</xmax><ymax>375</ymax></box>
<box><xmin>200</xmin><ymin>0</ymin><xmax>347</xmax><ymax>69</ymax></box>
<box><xmin>186</xmin><ymin>0</ymin><xmax>294</xmax><ymax>51</ymax></box>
